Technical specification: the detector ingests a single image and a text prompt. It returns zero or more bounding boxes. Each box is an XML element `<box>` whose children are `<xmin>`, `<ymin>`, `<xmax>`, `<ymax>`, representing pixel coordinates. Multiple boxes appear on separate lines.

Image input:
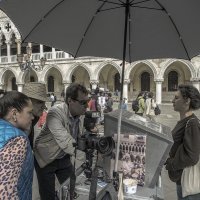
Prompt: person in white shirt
<box><xmin>145</xmin><ymin>92</ymin><xmax>156</xmax><ymax>122</ymax></box>
<box><xmin>98</xmin><ymin>92</ymin><xmax>106</xmax><ymax>123</ymax></box>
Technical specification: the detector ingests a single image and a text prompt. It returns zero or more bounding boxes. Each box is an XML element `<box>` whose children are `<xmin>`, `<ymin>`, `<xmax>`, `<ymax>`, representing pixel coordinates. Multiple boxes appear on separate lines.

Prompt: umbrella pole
<box><xmin>114</xmin><ymin>0</ymin><xmax>130</xmax><ymax>173</ymax></box>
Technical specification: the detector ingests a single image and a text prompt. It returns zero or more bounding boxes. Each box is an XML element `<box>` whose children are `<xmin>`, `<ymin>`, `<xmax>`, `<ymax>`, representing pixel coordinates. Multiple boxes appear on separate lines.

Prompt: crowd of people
<box><xmin>87</xmin><ymin>89</ymin><xmax>114</xmax><ymax>124</ymax></box>
<box><xmin>0</xmin><ymin>83</ymin><xmax>200</xmax><ymax>200</ymax></box>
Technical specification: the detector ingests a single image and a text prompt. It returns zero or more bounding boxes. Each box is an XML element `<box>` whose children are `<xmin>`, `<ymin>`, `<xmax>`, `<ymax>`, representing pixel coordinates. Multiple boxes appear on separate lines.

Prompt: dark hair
<box><xmin>108</xmin><ymin>93</ymin><xmax>112</xmax><ymax>97</ymax></box>
<box><xmin>148</xmin><ymin>92</ymin><xmax>153</xmax><ymax>98</ymax></box>
<box><xmin>178</xmin><ymin>84</ymin><xmax>200</xmax><ymax>110</ymax></box>
<box><xmin>65</xmin><ymin>83</ymin><xmax>88</xmax><ymax>103</ymax></box>
<box><xmin>0</xmin><ymin>91</ymin><xmax>31</xmax><ymax>118</ymax></box>
<box><xmin>137</xmin><ymin>91</ymin><xmax>144</xmax><ymax>98</ymax></box>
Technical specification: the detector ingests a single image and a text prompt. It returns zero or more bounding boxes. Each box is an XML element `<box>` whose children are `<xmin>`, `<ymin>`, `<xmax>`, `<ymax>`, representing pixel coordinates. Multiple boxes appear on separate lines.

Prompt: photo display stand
<box><xmin>103</xmin><ymin>109</ymin><xmax>173</xmax><ymax>199</ymax></box>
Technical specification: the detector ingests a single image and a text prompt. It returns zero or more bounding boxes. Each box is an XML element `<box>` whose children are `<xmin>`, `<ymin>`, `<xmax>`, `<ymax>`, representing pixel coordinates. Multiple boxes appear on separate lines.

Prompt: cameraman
<box><xmin>34</xmin><ymin>83</ymin><xmax>89</xmax><ymax>200</ymax></box>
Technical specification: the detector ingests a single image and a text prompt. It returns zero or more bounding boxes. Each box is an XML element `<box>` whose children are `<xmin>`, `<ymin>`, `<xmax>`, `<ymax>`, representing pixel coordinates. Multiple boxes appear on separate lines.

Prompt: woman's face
<box><xmin>15</xmin><ymin>100</ymin><xmax>34</xmax><ymax>131</ymax></box>
<box><xmin>172</xmin><ymin>90</ymin><xmax>189</xmax><ymax>113</ymax></box>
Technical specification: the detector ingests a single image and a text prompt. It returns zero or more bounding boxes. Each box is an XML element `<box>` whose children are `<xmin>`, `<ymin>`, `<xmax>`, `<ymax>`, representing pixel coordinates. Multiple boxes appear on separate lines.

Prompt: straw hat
<box><xmin>23</xmin><ymin>82</ymin><xmax>47</xmax><ymax>102</ymax></box>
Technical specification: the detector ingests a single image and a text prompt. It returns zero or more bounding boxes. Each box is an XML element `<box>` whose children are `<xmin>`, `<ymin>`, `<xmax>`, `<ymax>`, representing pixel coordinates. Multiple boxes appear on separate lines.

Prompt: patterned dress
<box><xmin>0</xmin><ymin>119</ymin><xmax>34</xmax><ymax>200</ymax></box>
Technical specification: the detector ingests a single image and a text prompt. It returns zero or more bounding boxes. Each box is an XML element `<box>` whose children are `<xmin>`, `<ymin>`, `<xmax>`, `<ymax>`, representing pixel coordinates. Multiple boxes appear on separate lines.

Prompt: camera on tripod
<box><xmin>77</xmin><ymin>111</ymin><xmax>115</xmax><ymax>156</ymax></box>
<box><xmin>74</xmin><ymin>111</ymin><xmax>115</xmax><ymax>181</ymax></box>
<box><xmin>57</xmin><ymin>111</ymin><xmax>118</xmax><ymax>199</ymax></box>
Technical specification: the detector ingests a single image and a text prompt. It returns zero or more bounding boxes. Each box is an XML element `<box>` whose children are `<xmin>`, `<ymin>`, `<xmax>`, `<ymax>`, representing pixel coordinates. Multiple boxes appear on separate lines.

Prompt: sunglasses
<box><xmin>71</xmin><ymin>98</ymin><xmax>88</xmax><ymax>106</ymax></box>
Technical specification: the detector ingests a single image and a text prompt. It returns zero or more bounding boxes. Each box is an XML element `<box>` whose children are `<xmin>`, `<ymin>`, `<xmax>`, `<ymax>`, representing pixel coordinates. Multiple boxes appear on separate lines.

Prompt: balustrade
<box><xmin>0</xmin><ymin>51</ymin><xmax>69</xmax><ymax>64</ymax></box>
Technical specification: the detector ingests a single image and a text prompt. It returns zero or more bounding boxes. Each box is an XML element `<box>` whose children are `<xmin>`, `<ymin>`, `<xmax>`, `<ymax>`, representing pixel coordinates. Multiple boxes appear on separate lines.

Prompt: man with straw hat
<box><xmin>23</xmin><ymin>82</ymin><xmax>47</xmax><ymax>148</ymax></box>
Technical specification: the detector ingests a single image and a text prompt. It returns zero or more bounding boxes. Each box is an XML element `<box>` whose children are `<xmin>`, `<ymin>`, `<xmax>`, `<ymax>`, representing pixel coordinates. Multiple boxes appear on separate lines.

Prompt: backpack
<box><xmin>132</xmin><ymin>99</ymin><xmax>139</xmax><ymax>112</ymax></box>
<box><xmin>154</xmin><ymin>105</ymin><xmax>161</xmax><ymax>115</ymax></box>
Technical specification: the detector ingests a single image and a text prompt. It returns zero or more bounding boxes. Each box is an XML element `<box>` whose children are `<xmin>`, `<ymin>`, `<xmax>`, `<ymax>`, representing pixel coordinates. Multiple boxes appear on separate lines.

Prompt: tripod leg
<box><xmin>69</xmin><ymin>171</ymin><xmax>76</xmax><ymax>200</ymax></box>
<box><xmin>89</xmin><ymin>166</ymin><xmax>98</xmax><ymax>200</ymax></box>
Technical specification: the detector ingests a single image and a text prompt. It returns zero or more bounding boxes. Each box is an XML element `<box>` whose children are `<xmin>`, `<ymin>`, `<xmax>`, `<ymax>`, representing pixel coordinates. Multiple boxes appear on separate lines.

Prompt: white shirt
<box><xmin>145</xmin><ymin>98</ymin><xmax>156</xmax><ymax>115</ymax></box>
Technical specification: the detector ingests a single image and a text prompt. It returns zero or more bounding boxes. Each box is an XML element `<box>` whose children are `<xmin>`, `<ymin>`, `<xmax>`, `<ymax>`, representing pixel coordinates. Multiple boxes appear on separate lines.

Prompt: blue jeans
<box><xmin>176</xmin><ymin>184</ymin><xmax>200</xmax><ymax>200</ymax></box>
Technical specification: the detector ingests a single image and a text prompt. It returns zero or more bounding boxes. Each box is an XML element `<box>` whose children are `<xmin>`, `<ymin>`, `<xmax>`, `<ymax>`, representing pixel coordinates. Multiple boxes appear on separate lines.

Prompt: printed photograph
<box><xmin>111</xmin><ymin>133</ymin><xmax>146</xmax><ymax>186</ymax></box>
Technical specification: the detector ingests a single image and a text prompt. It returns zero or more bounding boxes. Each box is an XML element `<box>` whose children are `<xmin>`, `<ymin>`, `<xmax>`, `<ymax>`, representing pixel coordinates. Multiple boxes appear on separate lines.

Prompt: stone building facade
<box><xmin>0</xmin><ymin>11</ymin><xmax>200</xmax><ymax>103</ymax></box>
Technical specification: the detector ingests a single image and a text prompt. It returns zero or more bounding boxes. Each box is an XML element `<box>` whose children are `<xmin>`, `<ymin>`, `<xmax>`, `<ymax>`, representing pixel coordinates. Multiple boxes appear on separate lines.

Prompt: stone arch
<box><xmin>160</xmin><ymin>59</ymin><xmax>195</xmax><ymax>79</ymax></box>
<box><xmin>12</xmin><ymin>29</ymin><xmax>21</xmax><ymax>40</ymax></box>
<box><xmin>41</xmin><ymin>65</ymin><xmax>65</xmax><ymax>96</ymax></box>
<box><xmin>18</xmin><ymin>69</ymin><xmax>39</xmax><ymax>83</ymax></box>
<box><xmin>40</xmin><ymin>64</ymin><xmax>64</xmax><ymax>83</ymax></box>
<box><xmin>0</xmin><ymin>67</ymin><xmax>18</xmax><ymax>84</ymax></box>
<box><xmin>66</xmin><ymin>62</ymin><xmax>92</xmax><ymax>83</ymax></box>
<box><xmin>125</xmin><ymin>60</ymin><xmax>157</xmax><ymax>79</ymax></box>
<box><xmin>94</xmin><ymin>61</ymin><xmax>121</xmax><ymax>91</ymax></box>
<box><xmin>7</xmin><ymin>30</ymin><xmax>16</xmax><ymax>42</ymax></box>
<box><xmin>94</xmin><ymin>61</ymin><xmax>121</xmax><ymax>80</ymax></box>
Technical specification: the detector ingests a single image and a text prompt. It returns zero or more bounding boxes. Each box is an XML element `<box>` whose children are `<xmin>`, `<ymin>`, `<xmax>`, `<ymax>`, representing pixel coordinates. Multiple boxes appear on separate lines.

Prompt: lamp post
<box><xmin>17</xmin><ymin>44</ymin><xmax>47</xmax><ymax>72</ymax></box>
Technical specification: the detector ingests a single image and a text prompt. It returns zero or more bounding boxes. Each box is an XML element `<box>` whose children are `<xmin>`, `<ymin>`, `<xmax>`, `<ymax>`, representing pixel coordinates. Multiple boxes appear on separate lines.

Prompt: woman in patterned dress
<box><xmin>0</xmin><ymin>91</ymin><xmax>34</xmax><ymax>200</ymax></box>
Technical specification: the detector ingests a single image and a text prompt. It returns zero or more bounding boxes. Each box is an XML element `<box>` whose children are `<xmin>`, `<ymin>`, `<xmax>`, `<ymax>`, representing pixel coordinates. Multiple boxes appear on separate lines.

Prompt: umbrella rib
<box><xmin>131</xmin><ymin>5</ymin><xmax>163</xmax><ymax>11</ymax></box>
<box><xmin>22</xmin><ymin>0</ymin><xmax>65</xmax><ymax>42</ymax></box>
<box><xmin>128</xmin><ymin>7</ymin><xmax>132</xmax><ymax>63</ymax></box>
<box><xmin>74</xmin><ymin>2</ymin><xmax>106</xmax><ymax>58</ymax></box>
<box><xmin>154</xmin><ymin>0</ymin><xmax>191</xmax><ymax>60</ymax></box>
<box><xmin>100</xmin><ymin>6</ymin><xmax>125</xmax><ymax>12</ymax></box>
<box><xmin>99</xmin><ymin>0</ymin><xmax>123</xmax><ymax>6</ymax></box>
<box><xmin>131</xmin><ymin>0</ymin><xmax>152</xmax><ymax>5</ymax></box>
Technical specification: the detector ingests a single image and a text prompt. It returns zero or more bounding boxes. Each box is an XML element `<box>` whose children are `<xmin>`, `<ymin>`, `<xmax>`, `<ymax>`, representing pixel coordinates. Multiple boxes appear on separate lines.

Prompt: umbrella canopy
<box><xmin>0</xmin><ymin>0</ymin><xmax>200</xmax><ymax>63</ymax></box>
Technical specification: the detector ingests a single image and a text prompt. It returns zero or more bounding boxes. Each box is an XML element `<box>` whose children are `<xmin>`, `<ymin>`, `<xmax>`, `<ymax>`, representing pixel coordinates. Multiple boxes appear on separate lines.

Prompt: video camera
<box><xmin>77</xmin><ymin>111</ymin><xmax>115</xmax><ymax>156</ymax></box>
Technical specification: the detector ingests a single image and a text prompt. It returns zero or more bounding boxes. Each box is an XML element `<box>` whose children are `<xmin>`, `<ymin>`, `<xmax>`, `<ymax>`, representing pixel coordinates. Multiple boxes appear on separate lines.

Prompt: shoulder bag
<box><xmin>181</xmin><ymin>158</ymin><xmax>200</xmax><ymax>197</ymax></box>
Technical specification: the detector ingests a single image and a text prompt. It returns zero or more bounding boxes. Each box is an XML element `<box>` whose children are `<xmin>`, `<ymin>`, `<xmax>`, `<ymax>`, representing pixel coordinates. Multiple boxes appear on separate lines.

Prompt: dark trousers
<box><xmin>34</xmin><ymin>155</ymin><xmax>75</xmax><ymax>200</ymax></box>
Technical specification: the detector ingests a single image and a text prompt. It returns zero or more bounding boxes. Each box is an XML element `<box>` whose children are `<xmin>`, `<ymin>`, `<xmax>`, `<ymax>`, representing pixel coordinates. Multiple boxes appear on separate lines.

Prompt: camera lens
<box><xmin>97</xmin><ymin>137</ymin><xmax>115</xmax><ymax>156</ymax></box>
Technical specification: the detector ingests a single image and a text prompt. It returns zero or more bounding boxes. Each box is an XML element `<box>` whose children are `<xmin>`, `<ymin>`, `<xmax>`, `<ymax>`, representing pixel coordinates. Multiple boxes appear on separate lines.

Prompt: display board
<box><xmin>103</xmin><ymin>109</ymin><xmax>173</xmax><ymax>188</ymax></box>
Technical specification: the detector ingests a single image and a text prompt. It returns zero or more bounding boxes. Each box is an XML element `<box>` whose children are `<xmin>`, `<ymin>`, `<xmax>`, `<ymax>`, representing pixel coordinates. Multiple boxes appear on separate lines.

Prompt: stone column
<box><xmin>17</xmin><ymin>83</ymin><xmax>24</xmax><ymax>92</ymax></box>
<box><xmin>90</xmin><ymin>80</ymin><xmax>99</xmax><ymax>90</ymax></box>
<box><xmin>27</xmin><ymin>42</ymin><xmax>31</xmax><ymax>47</ymax></box>
<box><xmin>191</xmin><ymin>78</ymin><xmax>200</xmax><ymax>91</ymax></box>
<box><xmin>52</xmin><ymin>48</ymin><xmax>56</xmax><ymax>59</ymax></box>
<box><xmin>104</xmin><ymin>81</ymin><xmax>108</xmax><ymax>91</ymax></box>
<box><xmin>6</xmin><ymin>40</ymin><xmax>11</xmax><ymax>62</ymax></box>
<box><xmin>63</xmin><ymin>82</ymin><xmax>71</xmax><ymax>94</ymax></box>
<box><xmin>123</xmin><ymin>79</ymin><xmax>130</xmax><ymax>101</ymax></box>
<box><xmin>40</xmin><ymin>44</ymin><xmax>44</xmax><ymax>58</ymax></box>
<box><xmin>15</xmin><ymin>39</ymin><xmax>21</xmax><ymax>55</ymax></box>
<box><xmin>155</xmin><ymin>79</ymin><xmax>163</xmax><ymax>104</ymax></box>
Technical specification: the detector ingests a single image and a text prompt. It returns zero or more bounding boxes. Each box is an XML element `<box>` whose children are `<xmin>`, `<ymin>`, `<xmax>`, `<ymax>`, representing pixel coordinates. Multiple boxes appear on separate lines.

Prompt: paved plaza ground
<box><xmin>32</xmin><ymin>103</ymin><xmax>200</xmax><ymax>200</ymax></box>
